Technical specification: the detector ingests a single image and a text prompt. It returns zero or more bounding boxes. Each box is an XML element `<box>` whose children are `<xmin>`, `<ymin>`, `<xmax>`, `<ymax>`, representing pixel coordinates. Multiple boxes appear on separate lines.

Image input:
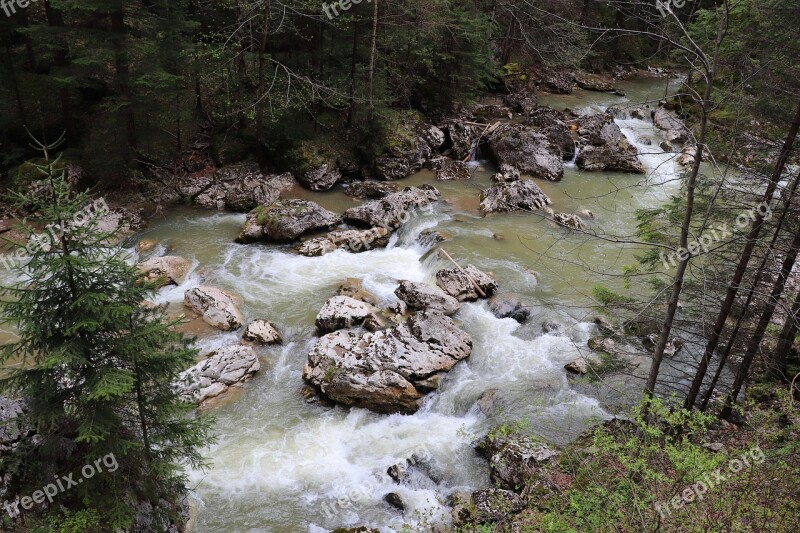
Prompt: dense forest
<box><xmin>1</xmin><ymin>0</ymin><xmax>799</xmax><ymax>532</ymax></box>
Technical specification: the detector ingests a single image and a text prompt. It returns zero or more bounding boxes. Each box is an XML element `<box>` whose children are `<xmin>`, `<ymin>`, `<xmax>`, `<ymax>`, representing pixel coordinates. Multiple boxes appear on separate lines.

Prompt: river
<box><xmin>130</xmin><ymin>77</ymin><xmax>687</xmax><ymax>532</ymax></box>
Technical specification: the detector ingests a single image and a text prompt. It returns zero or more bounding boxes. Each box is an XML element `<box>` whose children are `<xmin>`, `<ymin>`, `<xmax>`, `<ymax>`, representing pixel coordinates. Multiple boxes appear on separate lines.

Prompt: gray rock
<box><xmin>316</xmin><ymin>295</ymin><xmax>379</xmax><ymax>333</ymax></box>
<box><xmin>384</xmin><ymin>492</ymin><xmax>405</xmax><ymax>511</ymax></box>
<box><xmin>435</xmin><ymin>265</ymin><xmax>499</xmax><ymax>301</ymax></box>
<box><xmin>476</xmin><ymin>432</ymin><xmax>559</xmax><ymax>491</ymax></box>
<box><xmin>542</xmin><ymin>321</ymin><xmax>563</xmax><ymax>335</ymax></box>
<box><xmin>575</xmin><ymin>114</ymin><xmax>644</xmax><ymax>173</ymax></box>
<box><xmin>436</xmin><ymin>160</ymin><xmax>471</xmax><ymax>181</ymax></box>
<box><xmin>565</xmin><ymin>357</ymin><xmax>590</xmax><ymax>374</ymax></box>
<box><xmin>184</xmin><ymin>286</ymin><xmax>244</xmax><ymax>331</ymax></box>
<box><xmin>642</xmin><ymin>334</ymin><xmax>684</xmax><ymax>357</ymax></box>
<box><xmin>487</xmin><ymin>124</ymin><xmax>565</xmax><ymax>181</ymax></box>
<box><xmin>298</xmin><ymin>163</ymin><xmax>342</xmax><ymax>191</ymax></box>
<box><xmin>488</xmin><ymin>294</ymin><xmax>530</xmax><ymax>323</ymax></box>
<box><xmin>344</xmin><ymin>185</ymin><xmax>440</xmax><ymax>229</ymax></box>
<box><xmin>476</xmin><ymin>388</ymin><xmax>504</xmax><ymax>416</ymax></box>
<box><xmin>303</xmin><ymin>311</ymin><xmax>472</xmax><ymax>414</ymax></box>
<box><xmin>297</xmin><ymin>227</ymin><xmax>391</xmax><ymax>257</ymax></box>
<box><xmin>394</xmin><ymin>281</ymin><xmax>460</xmax><ymax>316</ymax></box>
<box><xmin>491</xmin><ymin>164</ymin><xmax>521</xmax><ymax>183</ymax></box>
<box><xmin>537</xmin><ymin>70</ymin><xmax>575</xmax><ymax>94</ymax></box>
<box><xmin>0</xmin><ymin>397</ymin><xmax>27</xmax><ymax>454</ymax></box>
<box><xmin>479</xmin><ymin>179</ymin><xmax>551</xmax><ymax>213</ymax></box>
<box><xmin>553</xmin><ymin>213</ymin><xmax>586</xmax><ymax>230</ymax></box>
<box><xmin>175</xmin><ymin>345</ymin><xmax>260</xmax><ymax>404</ymax></box>
<box><xmin>138</xmin><ymin>256</ymin><xmax>191</xmax><ymax>287</ymax></box>
<box><xmin>243</xmin><ymin>320</ymin><xmax>282</xmax><ymax>345</ymax></box>
<box><xmin>342</xmin><ymin>181</ymin><xmax>399</xmax><ymax>199</ymax></box>
<box><xmin>238</xmin><ymin>199</ymin><xmax>341</xmax><ymax>243</ymax></box>
<box><xmin>471</xmin><ymin>488</ymin><xmax>526</xmax><ymax>523</ymax></box>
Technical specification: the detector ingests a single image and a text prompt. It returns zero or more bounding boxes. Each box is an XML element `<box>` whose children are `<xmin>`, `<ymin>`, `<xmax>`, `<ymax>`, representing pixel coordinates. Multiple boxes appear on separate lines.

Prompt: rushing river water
<box><xmin>126</xmin><ymin>78</ymin><xmax>688</xmax><ymax>532</ymax></box>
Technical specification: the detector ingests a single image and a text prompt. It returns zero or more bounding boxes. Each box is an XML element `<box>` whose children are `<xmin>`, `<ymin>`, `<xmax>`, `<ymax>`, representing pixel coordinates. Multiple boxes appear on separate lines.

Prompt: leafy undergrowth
<box><xmin>456</xmin><ymin>394</ymin><xmax>800</xmax><ymax>532</ymax></box>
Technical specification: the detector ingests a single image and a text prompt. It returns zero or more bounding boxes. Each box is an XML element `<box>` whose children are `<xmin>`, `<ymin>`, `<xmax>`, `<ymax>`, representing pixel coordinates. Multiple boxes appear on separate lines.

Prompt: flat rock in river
<box><xmin>237</xmin><ymin>199</ymin><xmax>342</xmax><ymax>243</ymax></box>
<box><xmin>184</xmin><ymin>286</ymin><xmax>244</xmax><ymax>331</ymax></box>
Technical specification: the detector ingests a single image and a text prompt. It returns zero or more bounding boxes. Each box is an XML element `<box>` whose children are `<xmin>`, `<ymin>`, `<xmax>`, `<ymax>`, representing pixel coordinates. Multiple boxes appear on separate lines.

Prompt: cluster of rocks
<box><xmin>170</xmin><ymin>161</ymin><xmax>296</xmax><ymax>212</ymax></box>
<box><xmin>237</xmin><ymin>199</ymin><xmax>341</xmax><ymax>244</ymax></box>
<box><xmin>451</xmin><ymin>431</ymin><xmax>560</xmax><ymax>527</ymax></box>
<box><xmin>303</xmin><ymin>265</ymin><xmax>499</xmax><ymax>414</ymax></box>
<box><xmin>374</xmin><ymin>118</ymin><xmax>446</xmax><ymax>180</ymax></box>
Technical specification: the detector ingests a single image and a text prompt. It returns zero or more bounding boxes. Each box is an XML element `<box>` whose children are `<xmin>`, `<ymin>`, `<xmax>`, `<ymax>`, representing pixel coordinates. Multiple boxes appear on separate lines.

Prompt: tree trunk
<box><xmin>367</xmin><ymin>0</ymin><xmax>379</xmax><ymax>122</ymax></box>
<box><xmin>255</xmin><ymin>0</ymin><xmax>271</xmax><ymax>137</ymax></box>
<box><xmin>111</xmin><ymin>10</ymin><xmax>137</xmax><ymax>149</ymax></box>
<box><xmin>645</xmin><ymin>14</ymin><xmax>729</xmax><ymax>403</ymax></box>
<box><xmin>700</xmin><ymin>168</ymin><xmax>800</xmax><ymax>410</ymax></box>
<box><xmin>774</xmin><ymin>290</ymin><xmax>800</xmax><ymax>375</ymax></box>
<box><xmin>3</xmin><ymin>36</ymin><xmax>26</xmax><ymax>125</ymax></box>
<box><xmin>684</xmin><ymin>96</ymin><xmax>800</xmax><ymax>408</ymax></box>
<box><xmin>44</xmin><ymin>1</ymin><xmax>76</xmax><ymax>143</ymax></box>
<box><xmin>347</xmin><ymin>17</ymin><xmax>359</xmax><ymax>128</ymax></box>
<box><xmin>721</xmin><ymin>217</ymin><xmax>800</xmax><ymax>419</ymax></box>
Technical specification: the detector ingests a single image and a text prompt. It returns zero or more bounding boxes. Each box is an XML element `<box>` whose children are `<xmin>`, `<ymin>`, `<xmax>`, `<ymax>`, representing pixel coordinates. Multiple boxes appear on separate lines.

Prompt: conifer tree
<box><xmin>0</xmin><ymin>134</ymin><xmax>213</xmax><ymax>529</ymax></box>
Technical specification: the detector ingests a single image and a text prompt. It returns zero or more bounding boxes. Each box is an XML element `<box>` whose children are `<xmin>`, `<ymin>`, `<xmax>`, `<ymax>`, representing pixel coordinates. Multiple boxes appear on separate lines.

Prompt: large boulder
<box><xmin>536</xmin><ymin>70</ymin><xmax>575</xmax><ymax>94</ymax></box>
<box><xmin>476</xmin><ymin>432</ymin><xmax>560</xmax><ymax>491</ymax></box>
<box><xmin>344</xmin><ymin>185</ymin><xmax>440</xmax><ymax>229</ymax></box>
<box><xmin>184</xmin><ymin>286</ymin><xmax>244</xmax><ymax>331</ymax></box>
<box><xmin>316</xmin><ymin>295</ymin><xmax>379</xmax><ymax>333</ymax></box>
<box><xmin>487</xmin><ymin>124</ymin><xmax>565</xmax><ymax>181</ymax></box>
<box><xmin>175</xmin><ymin>345</ymin><xmax>260</xmax><ymax>404</ymax></box>
<box><xmin>394</xmin><ymin>280</ymin><xmax>460</xmax><ymax>316</ymax></box>
<box><xmin>138</xmin><ymin>256</ymin><xmax>192</xmax><ymax>287</ymax></box>
<box><xmin>298</xmin><ymin>163</ymin><xmax>342</xmax><ymax>191</ymax></box>
<box><xmin>479</xmin><ymin>179</ymin><xmax>551</xmax><ymax>213</ymax></box>
<box><xmin>575</xmin><ymin>113</ymin><xmax>644</xmax><ymax>173</ymax></box>
<box><xmin>652</xmin><ymin>107</ymin><xmax>689</xmax><ymax>143</ymax></box>
<box><xmin>303</xmin><ymin>311</ymin><xmax>472</xmax><ymax>414</ymax></box>
<box><xmin>237</xmin><ymin>199</ymin><xmax>342</xmax><ymax>243</ymax></box>
<box><xmin>297</xmin><ymin>227</ymin><xmax>391</xmax><ymax>257</ymax></box>
<box><xmin>373</xmin><ymin>116</ymin><xmax>444</xmax><ymax>180</ymax></box>
<box><xmin>470</xmin><ymin>489</ymin><xmax>526</xmax><ymax>524</ymax></box>
<box><xmin>435</xmin><ymin>265</ymin><xmax>498</xmax><ymax>301</ymax></box>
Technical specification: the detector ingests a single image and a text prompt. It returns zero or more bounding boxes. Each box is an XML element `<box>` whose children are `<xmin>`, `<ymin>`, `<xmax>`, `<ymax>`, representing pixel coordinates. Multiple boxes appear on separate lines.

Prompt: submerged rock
<box><xmin>175</xmin><ymin>345</ymin><xmax>260</xmax><ymax>404</ymax></box>
<box><xmin>303</xmin><ymin>311</ymin><xmax>472</xmax><ymax>414</ymax></box>
<box><xmin>237</xmin><ymin>199</ymin><xmax>341</xmax><ymax>243</ymax></box>
<box><xmin>479</xmin><ymin>179</ymin><xmax>551</xmax><ymax>214</ymax></box>
<box><xmin>394</xmin><ymin>280</ymin><xmax>461</xmax><ymax>316</ymax></box>
<box><xmin>184</xmin><ymin>286</ymin><xmax>244</xmax><ymax>331</ymax></box>
<box><xmin>243</xmin><ymin>320</ymin><xmax>282</xmax><ymax>345</ymax></box>
<box><xmin>488</xmin><ymin>294</ymin><xmax>531</xmax><ymax>323</ymax></box>
<box><xmin>344</xmin><ymin>185</ymin><xmax>440</xmax><ymax>229</ymax></box>
<box><xmin>553</xmin><ymin>213</ymin><xmax>586</xmax><ymax>230</ymax></box>
<box><xmin>297</xmin><ymin>227</ymin><xmax>391</xmax><ymax>257</ymax></box>
<box><xmin>435</xmin><ymin>265</ymin><xmax>499</xmax><ymax>301</ymax></box>
<box><xmin>383</xmin><ymin>492</ymin><xmax>405</xmax><ymax>511</ymax></box>
<box><xmin>138</xmin><ymin>255</ymin><xmax>191</xmax><ymax>287</ymax></box>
